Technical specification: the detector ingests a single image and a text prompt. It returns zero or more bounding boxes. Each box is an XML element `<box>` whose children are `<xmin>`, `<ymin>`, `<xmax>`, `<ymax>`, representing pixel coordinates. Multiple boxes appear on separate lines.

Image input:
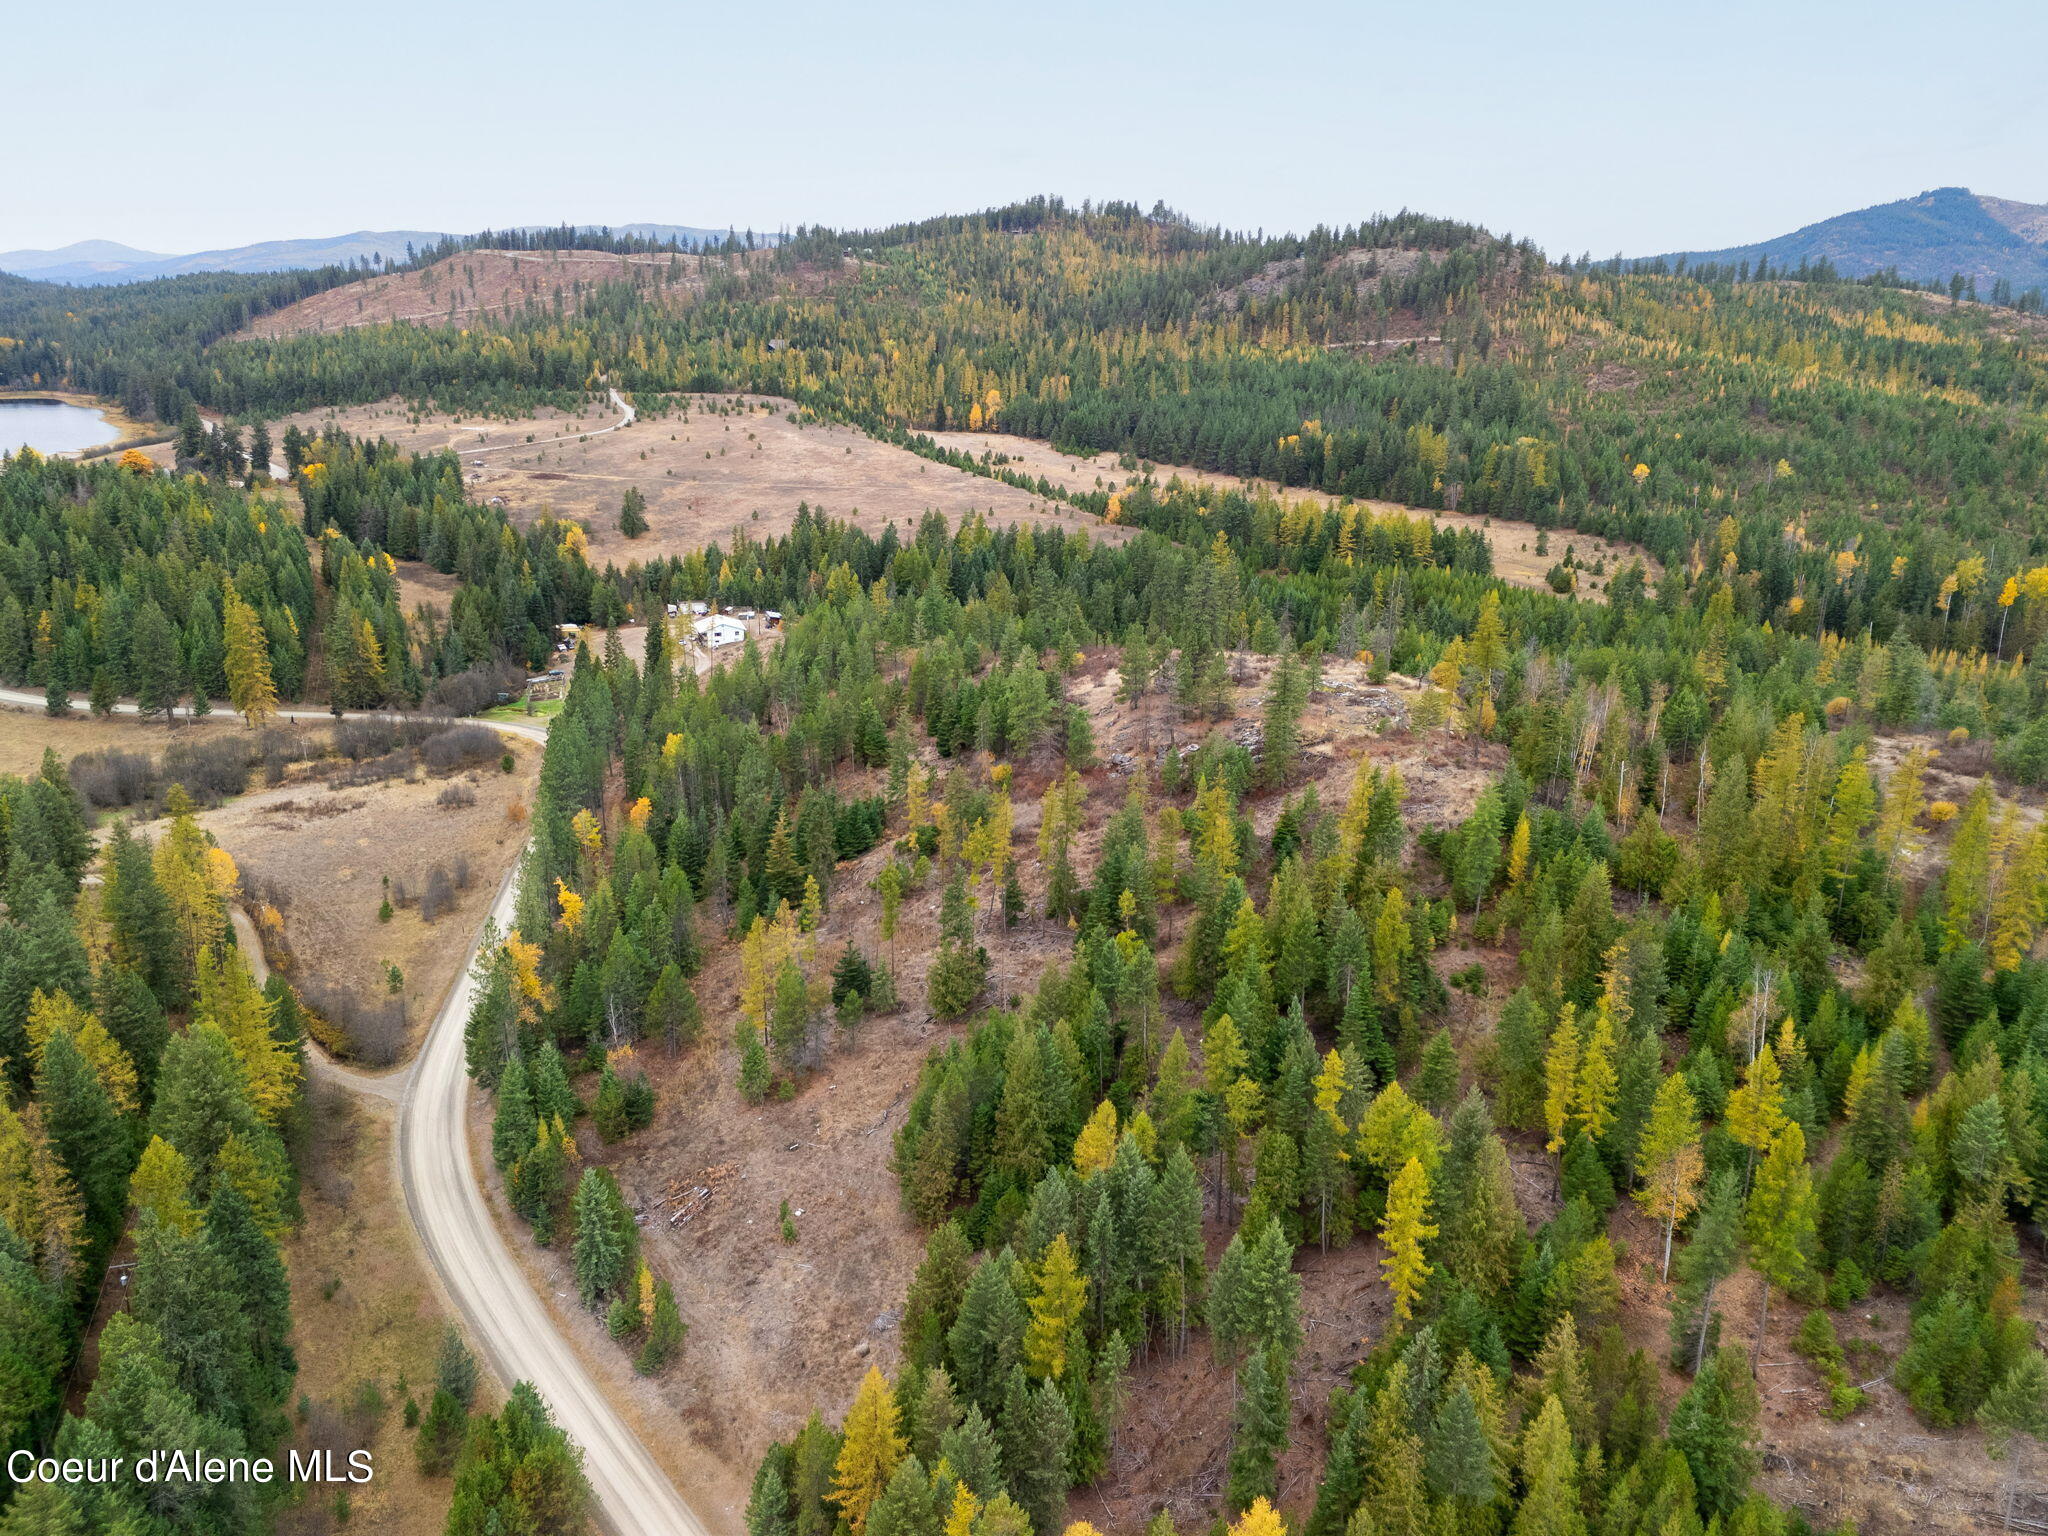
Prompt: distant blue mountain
<box><xmin>1641</xmin><ymin>187</ymin><xmax>2048</xmax><ymax>293</ymax></box>
<box><xmin>0</xmin><ymin>224</ymin><xmax>768</xmax><ymax>286</ymax></box>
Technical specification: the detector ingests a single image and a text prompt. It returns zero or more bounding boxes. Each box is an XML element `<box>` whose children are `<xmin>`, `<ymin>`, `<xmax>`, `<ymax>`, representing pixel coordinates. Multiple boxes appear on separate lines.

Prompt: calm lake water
<box><xmin>0</xmin><ymin>399</ymin><xmax>119</xmax><ymax>455</ymax></box>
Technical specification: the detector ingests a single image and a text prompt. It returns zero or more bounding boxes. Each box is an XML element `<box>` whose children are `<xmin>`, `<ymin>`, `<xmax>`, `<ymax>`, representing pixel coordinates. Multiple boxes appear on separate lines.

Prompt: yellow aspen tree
<box><xmin>830</xmin><ymin>1366</ymin><xmax>906</xmax><ymax>1534</ymax></box>
<box><xmin>1024</xmin><ymin>1233</ymin><xmax>1089</xmax><ymax>1380</ymax></box>
<box><xmin>554</xmin><ymin>879</ymin><xmax>586</xmax><ymax>931</ymax></box>
<box><xmin>1632</xmin><ymin>1075</ymin><xmax>1704</xmax><ymax>1280</ymax></box>
<box><xmin>1379</xmin><ymin>1156</ymin><xmax>1436</xmax><ymax>1322</ymax></box>
<box><xmin>502</xmin><ymin>930</ymin><xmax>554</xmax><ymax>1021</ymax></box>
<box><xmin>1542</xmin><ymin>1004</ymin><xmax>1582</xmax><ymax>1154</ymax></box>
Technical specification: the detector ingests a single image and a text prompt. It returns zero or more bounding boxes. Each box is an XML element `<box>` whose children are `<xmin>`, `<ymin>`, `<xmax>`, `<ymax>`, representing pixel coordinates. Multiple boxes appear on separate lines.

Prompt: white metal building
<box><xmin>694</xmin><ymin>615</ymin><xmax>746</xmax><ymax>649</ymax></box>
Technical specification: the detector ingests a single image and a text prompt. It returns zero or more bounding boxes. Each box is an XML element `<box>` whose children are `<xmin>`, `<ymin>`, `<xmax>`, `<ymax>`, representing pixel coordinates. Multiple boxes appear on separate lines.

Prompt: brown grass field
<box><xmin>0</xmin><ymin>710</ymin><xmax>248</xmax><ymax>779</ymax></box>
<box><xmin>274</xmin><ymin>394</ymin><xmax>1130</xmax><ymax>567</ymax></box>
<box><xmin>929</xmin><ymin>429</ymin><xmax>1654</xmax><ymax>598</ymax></box>
<box><xmin>205</xmin><ymin>740</ymin><xmax>542</xmax><ymax>1063</ymax></box>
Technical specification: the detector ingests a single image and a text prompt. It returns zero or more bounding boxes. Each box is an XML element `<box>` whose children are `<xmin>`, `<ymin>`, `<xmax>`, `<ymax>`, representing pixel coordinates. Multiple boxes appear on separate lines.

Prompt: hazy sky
<box><xmin>10</xmin><ymin>0</ymin><xmax>2045</xmax><ymax>259</ymax></box>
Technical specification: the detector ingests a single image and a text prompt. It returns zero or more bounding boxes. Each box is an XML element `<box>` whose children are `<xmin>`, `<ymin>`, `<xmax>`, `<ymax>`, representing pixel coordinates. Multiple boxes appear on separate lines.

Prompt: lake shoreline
<box><xmin>0</xmin><ymin>390</ymin><xmax>156</xmax><ymax>457</ymax></box>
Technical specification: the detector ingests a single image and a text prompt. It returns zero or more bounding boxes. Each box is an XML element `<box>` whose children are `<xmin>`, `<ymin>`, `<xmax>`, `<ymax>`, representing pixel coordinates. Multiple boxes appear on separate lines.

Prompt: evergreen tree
<box><xmin>1224</xmin><ymin>1345</ymin><xmax>1288</xmax><ymax>1512</ymax></box>
<box><xmin>1667</xmin><ymin>1345</ymin><xmax>1761</xmax><ymax>1522</ymax></box>
<box><xmin>619</xmin><ymin>487</ymin><xmax>650</xmax><ymax>539</ymax></box>
<box><xmin>571</xmin><ymin>1166</ymin><xmax>637</xmax><ymax>1306</ymax></box>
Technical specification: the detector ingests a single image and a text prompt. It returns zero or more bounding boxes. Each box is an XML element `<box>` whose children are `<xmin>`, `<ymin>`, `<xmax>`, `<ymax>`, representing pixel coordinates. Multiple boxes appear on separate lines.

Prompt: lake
<box><xmin>0</xmin><ymin>399</ymin><xmax>121</xmax><ymax>456</ymax></box>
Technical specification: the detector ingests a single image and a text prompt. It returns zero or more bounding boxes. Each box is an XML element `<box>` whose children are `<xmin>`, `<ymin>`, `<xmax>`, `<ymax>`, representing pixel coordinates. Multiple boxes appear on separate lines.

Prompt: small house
<box><xmin>694</xmin><ymin>615</ymin><xmax>745</xmax><ymax>649</ymax></box>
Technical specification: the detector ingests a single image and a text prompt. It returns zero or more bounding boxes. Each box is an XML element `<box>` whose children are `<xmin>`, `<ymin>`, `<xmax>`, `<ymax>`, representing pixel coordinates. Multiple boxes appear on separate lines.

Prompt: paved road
<box><xmin>0</xmin><ymin>691</ymin><xmax>712</xmax><ymax>1536</ymax></box>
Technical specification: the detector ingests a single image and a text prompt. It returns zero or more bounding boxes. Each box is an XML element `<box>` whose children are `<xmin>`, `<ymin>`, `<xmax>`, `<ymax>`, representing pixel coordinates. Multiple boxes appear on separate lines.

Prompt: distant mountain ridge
<box><xmin>1644</xmin><ymin>186</ymin><xmax>2048</xmax><ymax>294</ymax></box>
<box><xmin>0</xmin><ymin>224</ymin><xmax>762</xmax><ymax>286</ymax></box>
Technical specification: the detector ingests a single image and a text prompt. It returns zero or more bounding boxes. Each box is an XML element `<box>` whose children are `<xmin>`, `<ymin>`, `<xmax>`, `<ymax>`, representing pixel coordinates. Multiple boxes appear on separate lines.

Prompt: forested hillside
<box><xmin>7</xmin><ymin>195</ymin><xmax>2048</xmax><ymax>1536</ymax></box>
<box><xmin>451</xmin><ymin>479</ymin><xmax>2048</xmax><ymax>1534</ymax></box>
<box><xmin>12</xmin><ymin>198</ymin><xmax>2048</xmax><ymax>617</ymax></box>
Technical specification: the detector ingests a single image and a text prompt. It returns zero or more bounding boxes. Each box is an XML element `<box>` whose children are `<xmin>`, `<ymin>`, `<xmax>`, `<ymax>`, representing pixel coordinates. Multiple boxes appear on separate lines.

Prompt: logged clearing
<box><xmin>473</xmin><ymin>648</ymin><xmax>1501</xmax><ymax>1536</ymax></box>
<box><xmin>488</xmin><ymin>646</ymin><xmax>2043</xmax><ymax>1536</ymax></box>
<box><xmin>201</xmin><ymin>740</ymin><xmax>542</xmax><ymax>1064</ymax></box>
<box><xmin>242</xmin><ymin>247</ymin><xmax>781</xmax><ymax>339</ymax></box>
<box><xmin>275</xmin><ymin>394</ymin><xmax>1130</xmax><ymax>565</ymax></box>
<box><xmin>277</xmin><ymin>1086</ymin><xmax>466</xmax><ymax>1536</ymax></box>
<box><xmin>929</xmin><ymin>429</ymin><xmax>1653</xmax><ymax>598</ymax></box>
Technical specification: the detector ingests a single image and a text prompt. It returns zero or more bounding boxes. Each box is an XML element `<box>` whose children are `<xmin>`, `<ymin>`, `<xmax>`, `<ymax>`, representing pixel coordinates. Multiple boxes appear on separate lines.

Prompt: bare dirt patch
<box><xmin>276</xmin><ymin>1085</ymin><xmax>465</xmax><ymax>1536</ymax></box>
<box><xmin>277</xmin><ymin>395</ymin><xmax>1128</xmax><ymax>565</ymax></box>
<box><xmin>200</xmin><ymin>740</ymin><xmax>541</xmax><ymax>1063</ymax></box>
<box><xmin>927</xmin><ymin>431</ymin><xmax>1654</xmax><ymax>599</ymax></box>
<box><xmin>1073</xmin><ymin>651</ymin><xmax>1502</xmax><ymax>835</ymax></box>
<box><xmin>1084</xmin><ymin>1240</ymin><xmax>1387</xmax><ymax>1534</ymax></box>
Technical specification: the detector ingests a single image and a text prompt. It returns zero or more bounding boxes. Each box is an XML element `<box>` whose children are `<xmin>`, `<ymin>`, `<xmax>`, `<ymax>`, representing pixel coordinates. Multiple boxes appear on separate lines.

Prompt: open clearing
<box><xmin>242</xmin><ymin>248</ymin><xmax>774</xmax><ymax>339</ymax></box>
<box><xmin>0</xmin><ymin>710</ymin><xmax>248</xmax><ymax>778</ymax></box>
<box><xmin>274</xmin><ymin>394</ymin><xmax>1130</xmax><ymax>566</ymax></box>
<box><xmin>929</xmin><ymin>429</ymin><xmax>1653</xmax><ymax>598</ymax></box>
<box><xmin>206</xmin><ymin>740</ymin><xmax>541</xmax><ymax>1063</ymax></box>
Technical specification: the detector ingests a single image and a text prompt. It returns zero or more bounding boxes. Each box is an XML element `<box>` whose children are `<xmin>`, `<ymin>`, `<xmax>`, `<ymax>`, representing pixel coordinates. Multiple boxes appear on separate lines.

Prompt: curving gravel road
<box><xmin>0</xmin><ymin>691</ymin><xmax>711</xmax><ymax>1536</ymax></box>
